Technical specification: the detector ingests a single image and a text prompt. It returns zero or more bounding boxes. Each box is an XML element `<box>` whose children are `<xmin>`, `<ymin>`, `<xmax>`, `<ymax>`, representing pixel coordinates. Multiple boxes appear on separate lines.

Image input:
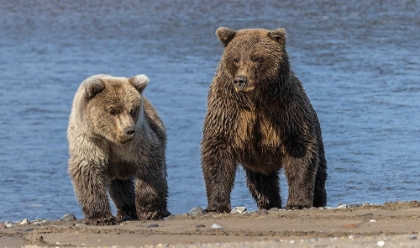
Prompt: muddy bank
<box><xmin>1</xmin><ymin>201</ymin><xmax>419</xmax><ymax>247</ymax></box>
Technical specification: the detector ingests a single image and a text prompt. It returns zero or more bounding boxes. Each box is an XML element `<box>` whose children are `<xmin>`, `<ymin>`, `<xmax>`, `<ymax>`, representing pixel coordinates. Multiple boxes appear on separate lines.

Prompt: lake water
<box><xmin>0</xmin><ymin>0</ymin><xmax>419</xmax><ymax>222</ymax></box>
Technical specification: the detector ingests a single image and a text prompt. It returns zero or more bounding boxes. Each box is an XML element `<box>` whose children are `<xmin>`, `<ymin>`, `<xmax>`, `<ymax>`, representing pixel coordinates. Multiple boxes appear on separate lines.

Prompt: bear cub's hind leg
<box><xmin>134</xmin><ymin>176</ymin><xmax>170</xmax><ymax>220</ymax></box>
<box><xmin>109</xmin><ymin>178</ymin><xmax>138</xmax><ymax>221</ymax></box>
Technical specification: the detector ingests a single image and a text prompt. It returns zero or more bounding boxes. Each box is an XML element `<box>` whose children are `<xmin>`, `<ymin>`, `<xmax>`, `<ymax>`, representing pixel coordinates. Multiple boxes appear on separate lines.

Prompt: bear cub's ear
<box><xmin>129</xmin><ymin>74</ymin><xmax>149</xmax><ymax>93</ymax></box>
<box><xmin>269</xmin><ymin>28</ymin><xmax>287</xmax><ymax>44</ymax></box>
<box><xmin>85</xmin><ymin>78</ymin><xmax>105</xmax><ymax>99</ymax></box>
<box><xmin>216</xmin><ymin>27</ymin><xmax>237</xmax><ymax>47</ymax></box>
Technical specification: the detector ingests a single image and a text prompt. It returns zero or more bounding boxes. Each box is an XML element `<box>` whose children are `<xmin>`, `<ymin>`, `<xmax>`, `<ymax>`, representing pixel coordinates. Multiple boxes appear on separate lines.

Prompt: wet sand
<box><xmin>1</xmin><ymin>201</ymin><xmax>419</xmax><ymax>247</ymax></box>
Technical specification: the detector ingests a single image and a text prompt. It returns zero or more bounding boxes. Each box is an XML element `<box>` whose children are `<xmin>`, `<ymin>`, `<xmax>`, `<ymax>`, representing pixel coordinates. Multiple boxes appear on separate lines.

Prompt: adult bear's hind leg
<box><xmin>244</xmin><ymin>167</ymin><xmax>282</xmax><ymax>209</ymax></box>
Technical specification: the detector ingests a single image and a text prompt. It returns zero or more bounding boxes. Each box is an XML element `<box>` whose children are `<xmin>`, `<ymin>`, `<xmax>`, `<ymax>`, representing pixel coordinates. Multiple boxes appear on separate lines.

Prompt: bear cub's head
<box><xmin>83</xmin><ymin>75</ymin><xmax>149</xmax><ymax>144</ymax></box>
<box><xmin>216</xmin><ymin>27</ymin><xmax>288</xmax><ymax>93</ymax></box>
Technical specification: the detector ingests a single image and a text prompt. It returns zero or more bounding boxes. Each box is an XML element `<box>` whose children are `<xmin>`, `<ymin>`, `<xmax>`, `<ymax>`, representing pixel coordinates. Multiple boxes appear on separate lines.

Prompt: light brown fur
<box><xmin>67</xmin><ymin>74</ymin><xmax>169</xmax><ymax>225</ymax></box>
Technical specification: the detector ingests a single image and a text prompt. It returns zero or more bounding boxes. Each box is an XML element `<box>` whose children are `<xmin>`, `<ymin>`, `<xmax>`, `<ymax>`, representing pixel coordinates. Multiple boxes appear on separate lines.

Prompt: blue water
<box><xmin>0</xmin><ymin>0</ymin><xmax>419</xmax><ymax>222</ymax></box>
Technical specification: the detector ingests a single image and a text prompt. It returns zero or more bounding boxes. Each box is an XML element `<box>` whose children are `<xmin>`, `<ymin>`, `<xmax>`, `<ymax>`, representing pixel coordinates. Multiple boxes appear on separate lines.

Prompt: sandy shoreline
<box><xmin>1</xmin><ymin>201</ymin><xmax>419</xmax><ymax>247</ymax></box>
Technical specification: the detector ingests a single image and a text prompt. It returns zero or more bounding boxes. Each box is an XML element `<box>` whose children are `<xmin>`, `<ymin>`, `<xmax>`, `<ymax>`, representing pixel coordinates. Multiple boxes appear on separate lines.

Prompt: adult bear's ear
<box><xmin>269</xmin><ymin>28</ymin><xmax>287</xmax><ymax>44</ymax></box>
<box><xmin>85</xmin><ymin>78</ymin><xmax>105</xmax><ymax>99</ymax></box>
<box><xmin>216</xmin><ymin>27</ymin><xmax>236</xmax><ymax>47</ymax></box>
<box><xmin>129</xmin><ymin>74</ymin><xmax>149</xmax><ymax>93</ymax></box>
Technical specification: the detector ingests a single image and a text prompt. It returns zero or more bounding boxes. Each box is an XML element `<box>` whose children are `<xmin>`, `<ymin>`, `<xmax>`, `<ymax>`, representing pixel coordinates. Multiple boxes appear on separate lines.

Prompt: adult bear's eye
<box><xmin>251</xmin><ymin>56</ymin><xmax>263</xmax><ymax>63</ymax></box>
<box><xmin>233</xmin><ymin>58</ymin><xmax>239</xmax><ymax>65</ymax></box>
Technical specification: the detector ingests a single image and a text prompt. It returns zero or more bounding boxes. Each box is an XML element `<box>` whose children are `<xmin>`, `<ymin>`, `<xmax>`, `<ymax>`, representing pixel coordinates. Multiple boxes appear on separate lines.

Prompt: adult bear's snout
<box><xmin>234</xmin><ymin>75</ymin><xmax>247</xmax><ymax>87</ymax></box>
<box><xmin>234</xmin><ymin>74</ymin><xmax>255</xmax><ymax>92</ymax></box>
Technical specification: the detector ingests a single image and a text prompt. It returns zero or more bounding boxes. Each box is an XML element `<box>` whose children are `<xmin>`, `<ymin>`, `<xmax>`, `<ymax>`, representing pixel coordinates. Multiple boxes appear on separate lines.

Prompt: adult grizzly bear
<box><xmin>67</xmin><ymin>74</ymin><xmax>170</xmax><ymax>225</ymax></box>
<box><xmin>201</xmin><ymin>27</ymin><xmax>327</xmax><ymax>212</ymax></box>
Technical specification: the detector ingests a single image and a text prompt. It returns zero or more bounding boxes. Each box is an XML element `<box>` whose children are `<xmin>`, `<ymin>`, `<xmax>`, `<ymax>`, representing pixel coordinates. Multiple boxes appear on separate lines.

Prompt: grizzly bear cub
<box><xmin>201</xmin><ymin>27</ymin><xmax>327</xmax><ymax>212</ymax></box>
<box><xmin>67</xmin><ymin>74</ymin><xmax>170</xmax><ymax>225</ymax></box>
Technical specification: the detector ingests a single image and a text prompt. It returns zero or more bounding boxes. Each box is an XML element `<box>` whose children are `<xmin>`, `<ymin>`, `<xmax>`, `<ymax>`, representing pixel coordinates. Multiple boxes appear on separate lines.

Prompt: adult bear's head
<box><xmin>216</xmin><ymin>27</ymin><xmax>290</xmax><ymax>93</ymax></box>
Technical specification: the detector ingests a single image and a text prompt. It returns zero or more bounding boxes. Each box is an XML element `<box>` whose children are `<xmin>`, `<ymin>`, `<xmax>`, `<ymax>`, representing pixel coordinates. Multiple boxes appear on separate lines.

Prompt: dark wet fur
<box><xmin>201</xmin><ymin>28</ymin><xmax>327</xmax><ymax>212</ymax></box>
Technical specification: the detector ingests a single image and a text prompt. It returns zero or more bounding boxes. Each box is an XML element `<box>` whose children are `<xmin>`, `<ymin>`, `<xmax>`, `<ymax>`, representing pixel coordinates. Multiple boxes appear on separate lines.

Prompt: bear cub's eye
<box><xmin>109</xmin><ymin>108</ymin><xmax>118</xmax><ymax>115</ymax></box>
<box><xmin>130</xmin><ymin>108</ymin><xmax>137</xmax><ymax>117</ymax></box>
<box><xmin>233</xmin><ymin>58</ymin><xmax>239</xmax><ymax>65</ymax></box>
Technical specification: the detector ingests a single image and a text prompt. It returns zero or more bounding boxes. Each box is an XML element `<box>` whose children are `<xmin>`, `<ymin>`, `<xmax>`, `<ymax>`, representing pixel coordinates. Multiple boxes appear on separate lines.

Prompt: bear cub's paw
<box><xmin>85</xmin><ymin>216</ymin><xmax>117</xmax><ymax>226</ymax></box>
<box><xmin>205</xmin><ymin>204</ymin><xmax>231</xmax><ymax>213</ymax></box>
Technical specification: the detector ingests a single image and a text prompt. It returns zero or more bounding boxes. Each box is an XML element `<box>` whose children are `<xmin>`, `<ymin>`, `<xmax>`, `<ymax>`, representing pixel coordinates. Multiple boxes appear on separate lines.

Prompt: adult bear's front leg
<box><xmin>283</xmin><ymin>155</ymin><xmax>318</xmax><ymax>209</ymax></box>
<box><xmin>201</xmin><ymin>143</ymin><xmax>237</xmax><ymax>213</ymax></box>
